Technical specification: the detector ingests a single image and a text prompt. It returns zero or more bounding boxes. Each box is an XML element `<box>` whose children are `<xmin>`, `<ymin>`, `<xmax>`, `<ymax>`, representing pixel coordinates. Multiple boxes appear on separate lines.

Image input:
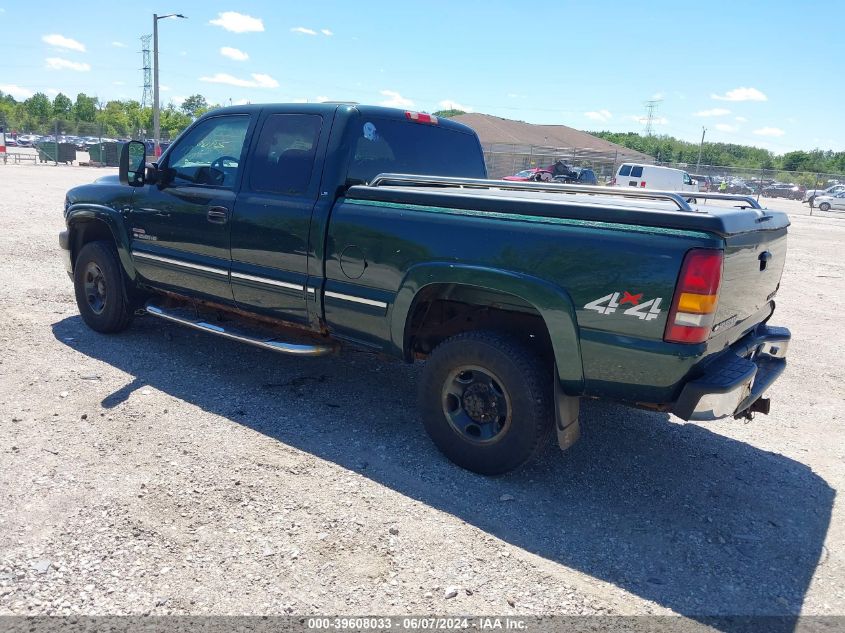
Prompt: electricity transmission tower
<box><xmin>140</xmin><ymin>35</ymin><xmax>152</xmax><ymax>110</ymax></box>
<box><xmin>643</xmin><ymin>99</ymin><xmax>661</xmax><ymax>137</ymax></box>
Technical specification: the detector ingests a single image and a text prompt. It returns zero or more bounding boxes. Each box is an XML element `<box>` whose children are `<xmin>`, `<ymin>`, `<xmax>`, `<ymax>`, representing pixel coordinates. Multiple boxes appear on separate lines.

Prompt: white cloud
<box><xmin>45</xmin><ymin>57</ymin><xmax>91</xmax><ymax>71</ymax></box>
<box><xmin>111</xmin><ymin>41</ymin><xmax>126</xmax><ymax>48</ymax></box>
<box><xmin>233</xmin><ymin>98</ymin><xmax>251</xmax><ymax>106</ymax></box>
<box><xmin>651</xmin><ymin>92</ymin><xmax>665</xmax><ymax>100</ymax></box>
<box><xmin>220</xmin><ymin>46</ymin><xmax>249</xmax><ymax>61</ymax></box>
<box><xmin>584</xmin><ymin>109</ymin><xmax>612</xmax><ymax>122</ymax></box>
<box><xmin>321</xmin><ymin>29</ymin><xmax>333</xmax><ymax>36</ymax></box>
<box><xmin>439</xmin><ymin>99</ymin><xmax>473</xmax><ymax>112</ymax></box>
<box><xmin>0</xmin><ymin>84</ymin><xmax>34</xmax><ymax>99</ymax></box>
<box><xmin>113</xmin><ymin>80</ymin><xmax>125</xmax><ymax>86</ymax></box>
<box><xmin>209</xmin><ymin>12</ymin><xmax>264</xmax><ymax>33</ymax></box>
<box><xmin>694</xmin><ymin>108</ymin><xmax>731</xmax><ymax>117</ymax></box>
<box><xmin>292</xmin><ymin>97</ymin><xmax>308</xmax><ymax>103</ymax></box>
<box><xmin>753</xmin><ymin>127</ymin><xmax>785</xmax><ymax>137</ymax></box>
<box><xmin>199</xmin><ymin>72</ymin><xmax>279</xmax><ymax>88</ymax></box>
<box><xmin>315</xmin><ymin>96</ymin><xmax>330</xmax><ymax>103</ymax></box>
<box><xmin>715</xmin><ymin>123</ymin><xmax>738</xmax><ymax>132</ymax></box>
<box><xmin>711</xmin><ymin>87</ymin><xmax>767</xmax><ymax>102</ymax></box>
<box><xmin>379</xmin><ymin>90</ymin><xmax>414</xmax><ymax>108</ymax></box>
<box><xmin>46</xmin><ymin>88</ymin><xmax>59</xmax><ymax>96</ymax></box>
<box><xmin>735</xmin><ymin>116</ymin><xmax>748</xmax><ymax>122</ymax></box>
<box><xmin>160</xmin><ymin>85</ymin><xmax>171</xmax><ymax>92</ymax></box>
<box><xmin>291</xmin><ymin>27</ymin><xmax>317</xmax><ymax>35</ymax></box>
<box><xmin>42</xmin><ymin>33</ymin><xmax>85</xmax><ymax>52</ymax></box>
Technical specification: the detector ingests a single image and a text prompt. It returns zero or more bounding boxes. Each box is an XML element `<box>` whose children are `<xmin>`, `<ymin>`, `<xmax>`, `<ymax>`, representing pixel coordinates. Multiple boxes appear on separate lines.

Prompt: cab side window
<box><xmin>249</xmin><ymin>114</ymin><xmax>322</xmax><ymax>195</ymax></box>
<box><xmin>619</xmin><ymin>164</ymin><xmax>632</xmax><ymax>177</ymax></box>
<box><xmin>683</xmin><ymin>172</ymin><xmax>693</xmax><ymax>185</ymax></box>
<box><xmin>630</xmin><ymin>166</ymin><xmax>644</xmax><ymax>178</ymax></box>
<box><xmin>166</xmin><ymin>115</ymin><xmax>250</xmax><ymax>188</ymax></box>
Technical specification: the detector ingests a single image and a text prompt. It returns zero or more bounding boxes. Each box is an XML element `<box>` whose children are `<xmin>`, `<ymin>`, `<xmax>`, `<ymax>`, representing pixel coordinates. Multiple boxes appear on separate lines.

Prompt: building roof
<box><xmin>450</xmin><ymin>113</ymin><xmax>653</xmax><ymax>163</ymax></box>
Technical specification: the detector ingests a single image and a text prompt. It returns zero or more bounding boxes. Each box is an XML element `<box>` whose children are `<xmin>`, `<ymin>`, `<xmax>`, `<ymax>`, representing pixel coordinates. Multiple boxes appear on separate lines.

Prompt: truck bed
<box><xmin>346</xmin><ymin>176</ymin><xmax>790</xmax><ymax>238</ymax></box>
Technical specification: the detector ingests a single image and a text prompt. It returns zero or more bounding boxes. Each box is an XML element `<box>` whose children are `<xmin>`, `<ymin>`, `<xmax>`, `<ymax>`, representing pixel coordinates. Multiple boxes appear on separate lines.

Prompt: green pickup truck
<box><xmin>60</xmin><ymin>103</ymin><xmax>791</xmax><ymax>474</ymax></box>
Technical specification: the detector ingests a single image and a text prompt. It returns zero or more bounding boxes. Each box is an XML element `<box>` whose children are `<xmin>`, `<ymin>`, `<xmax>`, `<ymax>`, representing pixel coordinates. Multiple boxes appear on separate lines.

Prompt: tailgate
<box><xmin>712</xmin><ymin>225</ymin><xmax>788</xmax><ymax>341</ymax></box>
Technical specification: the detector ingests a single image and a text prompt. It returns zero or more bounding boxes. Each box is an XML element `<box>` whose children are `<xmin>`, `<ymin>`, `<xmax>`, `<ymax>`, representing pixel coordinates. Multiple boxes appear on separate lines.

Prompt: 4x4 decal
<box><xmin>584</xmin><ymin>291</ymin><xmax>663</xmax><ymax>320</ymax></box>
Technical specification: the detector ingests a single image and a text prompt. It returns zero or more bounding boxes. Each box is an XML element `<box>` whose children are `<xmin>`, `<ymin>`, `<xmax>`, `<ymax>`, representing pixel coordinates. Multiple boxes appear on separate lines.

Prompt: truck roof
<box><xmin>200</xmin><ymin>103</ymin><xmax>478</xmax><ymax>135</ymax></box>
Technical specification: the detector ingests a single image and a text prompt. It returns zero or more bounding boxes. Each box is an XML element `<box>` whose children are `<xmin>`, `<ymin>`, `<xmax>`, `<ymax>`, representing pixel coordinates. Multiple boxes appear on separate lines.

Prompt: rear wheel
<box><xmin>73</xmin><ymin>241</ymin><xmax>133</xmax><ymax>333</ymax></box>
<box><xmin>819</xmin><ymin>202</ymin><xmax>831</xmax><ymax>212</ymax></box>
<box><xmin>418</xmin><ymin>331</ymin><xmax>553</xmax><ymax>475</ymax></box>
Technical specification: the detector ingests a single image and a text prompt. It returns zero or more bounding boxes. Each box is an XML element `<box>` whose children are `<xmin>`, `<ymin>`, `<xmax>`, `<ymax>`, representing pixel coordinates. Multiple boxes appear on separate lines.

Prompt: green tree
<box><xmin>74</xmin><ymin>93</ymin><xmax>97</xmax><ymax>122</ymax></box>
<box><xmin>180</xmin><ymin>94</ymin><xmax>208</xmax><ymax>119</ymax></box>
<box><xmin>24</xmin><ymin>93</ymin><xmax>52</xmax><ymax>125</ymax></box>
<box><xmin>432</xmin><ymin>109</ymin><xmax>466</xmax><ymax>118</ymax></box>
<box><xmin>52</xmin><ymin>93</ymin><xmax>73</xmax><ymax>118</ymax></box>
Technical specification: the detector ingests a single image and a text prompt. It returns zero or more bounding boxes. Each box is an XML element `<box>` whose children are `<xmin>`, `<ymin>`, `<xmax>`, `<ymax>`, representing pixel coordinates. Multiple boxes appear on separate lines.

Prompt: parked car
<box><xmin>762</xmin><ymin>183</ymin><xmax>804</xmax><ymax>200</ymax></box>
<box><xmin>690</xmin><ymin>174</ymin><xmax>714</xmax><ymax>192</ymax></box>
<box><xmin>803</xmin><ymin>184</ymin><xmax>845</xmax><ymax>205</ymax></box>
<box><xmin>3</xmin><ymin>136</ymin><xmax>18</xmax><ymax>147</ymax></box>
<box><xmin>552</xmin><ymin>167</ymin><xmax>598</xmax><ymax>186</ymax></box>
<box><xmin>612</xmin><ymin>164</ymin><xmax>699</xmax><ymax>193</ymax></box>
<box><xmin>727</xmin><ymin>182</ymin><xmax>756</xmax><ymax>195</ymax></box>
<box><xmin>814</xmin><ymin>192</ymin><xmax>845</xmax><ymax>212</ymax></box>
<box><xmin>60</xmin><ymin>103</ymin><xmax>791</xmax><ymax>475</ymax></box>
<box><xmin>502</xmin><ymin>168</ymin><xmax>552</xmax><ymax>182</ymax></box>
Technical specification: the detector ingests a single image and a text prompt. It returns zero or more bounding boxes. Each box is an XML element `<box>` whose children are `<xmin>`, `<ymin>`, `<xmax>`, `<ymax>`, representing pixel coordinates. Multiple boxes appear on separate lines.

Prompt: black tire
<box><xmin>418</xmin><ymin>330</ymin><xmax>554</xmax><ymax>475</ymax></box>
<box><xmin>819</xmin><ymin>202</ymin><xmax>831</xmax><ymax>212</ymax></box>
<box><xmin>73</xmin><ymin>241</ymin><xmax>133</xmax><ymax>333</ymax></box>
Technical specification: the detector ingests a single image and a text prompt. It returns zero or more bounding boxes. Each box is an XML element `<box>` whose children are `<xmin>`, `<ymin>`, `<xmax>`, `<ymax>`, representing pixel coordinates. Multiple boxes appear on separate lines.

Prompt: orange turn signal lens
<box><xmin>677</xmin><ymin>292</ymin><xmax>718</xmax><ymax>314</ymax></box>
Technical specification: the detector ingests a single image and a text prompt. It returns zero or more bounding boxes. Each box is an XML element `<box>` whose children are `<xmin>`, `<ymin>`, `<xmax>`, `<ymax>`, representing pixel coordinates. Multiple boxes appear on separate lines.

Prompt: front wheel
<box><xmin>73</xmin><ymin>241</ymin><xmax>133</xmax><ymax>333</ymax></box>
<box><xmin>819</xmin><ymin>202</ymin><xmax>831</xmax><ymax>212</ymax></box>
<box><xmin>418</xmin><ymin>331</ymin><xmax>554</xmax><ymax>475</ymax></box>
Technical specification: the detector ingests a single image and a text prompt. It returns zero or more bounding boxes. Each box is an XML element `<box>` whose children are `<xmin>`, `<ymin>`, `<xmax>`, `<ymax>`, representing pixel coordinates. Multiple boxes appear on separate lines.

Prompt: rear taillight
<box><xmin>405</xmin><ymin>111</ymin><xmax>439</xmax><ymax>125</ymax></box>
<box><xmin>640</xmin><ymin>181</ymin><xmax>647</xmax><ymax>187</ymax></box>
<box><xmin>664</xmin><ymin>249</ymin><xmax>724</xmax><ymax>344</ymax></box>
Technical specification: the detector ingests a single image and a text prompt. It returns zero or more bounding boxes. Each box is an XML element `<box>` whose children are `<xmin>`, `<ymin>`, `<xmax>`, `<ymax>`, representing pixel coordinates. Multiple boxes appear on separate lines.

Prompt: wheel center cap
<box><xmin>463</xmin><ymin>383</ymin><xmax>498</xmax><ymax>422</ymax></box>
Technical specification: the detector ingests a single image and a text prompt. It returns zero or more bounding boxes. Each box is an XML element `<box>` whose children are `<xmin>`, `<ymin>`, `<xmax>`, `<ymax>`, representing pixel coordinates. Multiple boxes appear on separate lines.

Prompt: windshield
<box><xmin>514</xmin><ymin>170</ymin><xmax>535</xmax><ymax>177</ymax></box>
<box><xmin>345</xmin><ymin>116</ymin><xmax>486</xmax><ymax>185</ymax></box>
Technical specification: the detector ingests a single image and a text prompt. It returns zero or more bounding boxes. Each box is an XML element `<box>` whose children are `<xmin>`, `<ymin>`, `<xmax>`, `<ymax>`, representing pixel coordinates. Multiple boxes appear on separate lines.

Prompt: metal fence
<box><xmin>482</xmin><ymin>142</ymin><xmax>633</xmax><ymax>181</ymax></box>
<box><xmin>481</xmin><ymin>142</ymin><xmax>845</xmax><ymax>196</ymax></box>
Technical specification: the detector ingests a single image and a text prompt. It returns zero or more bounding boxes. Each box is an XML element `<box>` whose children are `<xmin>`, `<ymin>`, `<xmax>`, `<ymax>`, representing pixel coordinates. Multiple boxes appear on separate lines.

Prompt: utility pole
<box><xmin>153</xmin><ymin>13</ymin><xmax>187</xmax><ymax>157</ymax></box>
<box><xmin>696</xmin><ymin>127</ymin><xmax>706</xmax><ymax>170</ymax></box>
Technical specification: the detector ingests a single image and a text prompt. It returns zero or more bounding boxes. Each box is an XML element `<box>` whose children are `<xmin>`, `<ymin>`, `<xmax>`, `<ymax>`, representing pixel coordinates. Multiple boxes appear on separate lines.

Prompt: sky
<box><xmin>1</xmin><ymin>0</ymin><xmax>843</xmax><ymax>154</ymax></box>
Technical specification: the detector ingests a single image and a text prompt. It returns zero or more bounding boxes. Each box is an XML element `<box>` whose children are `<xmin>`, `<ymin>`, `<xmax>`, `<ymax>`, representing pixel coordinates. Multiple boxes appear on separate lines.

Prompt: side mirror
<box><xmin>119</xmin><ymin>140</ymin><xmax>147</xmax><ymax>187</ymax></box>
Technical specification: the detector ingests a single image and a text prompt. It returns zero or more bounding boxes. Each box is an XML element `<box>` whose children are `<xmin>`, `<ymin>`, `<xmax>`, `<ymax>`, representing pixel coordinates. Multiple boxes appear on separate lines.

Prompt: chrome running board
<box><xmin>145</xmin><ymin>301</ymin><xmax>335</xmax><ymax>357</ymax></box>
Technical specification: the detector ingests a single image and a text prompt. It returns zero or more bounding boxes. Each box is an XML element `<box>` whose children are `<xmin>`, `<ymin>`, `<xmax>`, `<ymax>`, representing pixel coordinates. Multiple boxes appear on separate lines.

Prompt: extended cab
<box><xmin>60</xmin><ymin>104</ymin><xmax>791</xmax><ymax>474</ymax></box>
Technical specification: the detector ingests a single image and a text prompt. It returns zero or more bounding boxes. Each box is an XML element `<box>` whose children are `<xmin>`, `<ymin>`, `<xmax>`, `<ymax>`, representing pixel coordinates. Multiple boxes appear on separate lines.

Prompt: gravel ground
<box><xmin>0</xmin><ymin>165</ymin><xmax>843</xmax><ymax>625</ymax></box>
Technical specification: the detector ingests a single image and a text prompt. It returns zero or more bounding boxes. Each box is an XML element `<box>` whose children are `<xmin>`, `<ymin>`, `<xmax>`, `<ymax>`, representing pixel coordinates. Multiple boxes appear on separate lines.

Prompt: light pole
<box><xmin>696</xmin><ymin>126</ymin><xmax>706</xmax><ymax>171</ymax></box>
<box><xmin>153</xmin><ymin>12</ymin><xmax>186</xmax><ymax>157</ymax></box>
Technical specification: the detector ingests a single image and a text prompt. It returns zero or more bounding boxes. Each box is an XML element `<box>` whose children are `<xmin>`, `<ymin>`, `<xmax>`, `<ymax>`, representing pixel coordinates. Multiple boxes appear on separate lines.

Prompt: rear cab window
<box><xmin>619</xmin><ymin>164</ymin><xmax>632</xmax><ymax>177</ymax></box>
<box><xmin>630</xmin><ymin>166</ymin><xmax>643</xmax><ymax>178</ymax></box>
<box><xmin>344</xmin><ymin>116</ymin><xmax>486</xmax><ymax>185</ymax></box>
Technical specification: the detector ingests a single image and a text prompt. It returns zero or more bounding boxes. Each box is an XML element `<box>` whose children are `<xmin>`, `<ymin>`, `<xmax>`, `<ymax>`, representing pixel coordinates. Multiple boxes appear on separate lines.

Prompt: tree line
<box><xmin>0</xmin><ymin>91</ymin><xmax>211</xmax><ymax>140</ymax></box>
<box><xmin>5</xmin><ymin>95</ymin><xmax>842</xmax><ymax>176</ymax></box>
<box><xmin>589</xmin><ymin>131</ymin><xmax>845</xmax><ymax>176</ymax></box>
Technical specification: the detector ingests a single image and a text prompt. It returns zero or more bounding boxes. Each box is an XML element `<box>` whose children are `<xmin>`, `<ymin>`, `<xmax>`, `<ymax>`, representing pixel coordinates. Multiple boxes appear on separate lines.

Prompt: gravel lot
<box><xmin>0</xmin><ymin>165</ymin><xmax>843</xmax><ymax>625</ymax></box>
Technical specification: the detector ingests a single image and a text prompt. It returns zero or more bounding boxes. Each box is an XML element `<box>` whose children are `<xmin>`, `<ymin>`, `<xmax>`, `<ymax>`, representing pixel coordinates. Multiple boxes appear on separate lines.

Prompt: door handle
<box><xmin>207</xmin><ymin>206</ymin><xmax>229</xmax><ymax>224</ymax></box>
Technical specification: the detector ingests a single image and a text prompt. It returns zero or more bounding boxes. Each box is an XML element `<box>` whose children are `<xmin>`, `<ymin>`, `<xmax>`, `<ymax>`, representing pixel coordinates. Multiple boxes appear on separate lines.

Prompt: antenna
<box><xmin>643</xmin><ymin>99</ymin><xmax>661</xmax><ymax>136</ymax></box>
<box><xmin>140</xmin><ymin>35</ymin><xmax>152</xmax><ymax>110</ymax></box>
